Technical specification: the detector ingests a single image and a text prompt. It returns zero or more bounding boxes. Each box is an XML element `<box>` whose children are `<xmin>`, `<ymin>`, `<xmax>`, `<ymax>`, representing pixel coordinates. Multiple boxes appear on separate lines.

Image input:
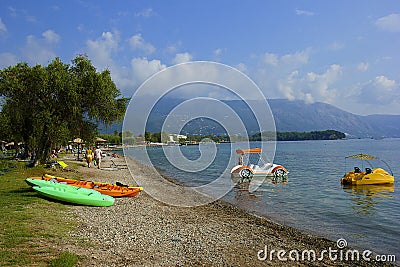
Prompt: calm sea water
<box><xmin>125</xmin><ymin>139</ymin><xmax>400</xmax><ymax>256</ymax></box>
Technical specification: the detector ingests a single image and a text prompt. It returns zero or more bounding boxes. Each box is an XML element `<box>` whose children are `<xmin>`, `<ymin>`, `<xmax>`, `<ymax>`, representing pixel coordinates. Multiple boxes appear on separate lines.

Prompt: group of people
<box><xmin>85</xmin><ymin>146</ymin><xmax>102</xmax><ymax>169</ymax></box>
<box><xmin>65</xmin><ymin>144</ymin><xmax>74</xmax><ymax>154</ymax></box>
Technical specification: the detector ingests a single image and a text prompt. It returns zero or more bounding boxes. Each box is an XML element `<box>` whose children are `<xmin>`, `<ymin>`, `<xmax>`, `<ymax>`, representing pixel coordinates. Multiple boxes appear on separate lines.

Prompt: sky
<box><xmin>0</xmin><ymin>0</ymin><xmax>399</xmax><ymax>115</ymax></box>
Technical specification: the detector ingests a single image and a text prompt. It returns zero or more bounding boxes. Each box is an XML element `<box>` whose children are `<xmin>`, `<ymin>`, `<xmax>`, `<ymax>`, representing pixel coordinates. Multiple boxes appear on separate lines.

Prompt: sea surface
<box><xmin>125</xmin><ymin>138</ymin><xmax>400</xmax><ymax>256</ymax></box>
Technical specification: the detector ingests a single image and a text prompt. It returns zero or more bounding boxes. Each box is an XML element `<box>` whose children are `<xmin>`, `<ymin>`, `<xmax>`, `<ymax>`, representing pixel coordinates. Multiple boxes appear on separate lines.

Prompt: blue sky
<box><xmin>0</xmin><ymin>1</ymin><xmax>399</xmax><ymax>115</ymax></box>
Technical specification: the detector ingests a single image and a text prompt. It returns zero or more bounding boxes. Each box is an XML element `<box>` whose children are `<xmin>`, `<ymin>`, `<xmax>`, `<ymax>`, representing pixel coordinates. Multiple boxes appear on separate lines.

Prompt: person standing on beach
<box><xmin>86</xmin><ymin>148</ymin><xmax>93</xmax><ymax>168</ymax></box>
<box><xmin>94</xmin><ymin>146</ymin><xmax>102</xmax><ymax>169</ymax></box>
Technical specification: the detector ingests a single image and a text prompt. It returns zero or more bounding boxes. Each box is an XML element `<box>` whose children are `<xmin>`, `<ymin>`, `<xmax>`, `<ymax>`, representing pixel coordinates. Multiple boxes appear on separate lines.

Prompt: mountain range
<box><xmin>269</xmin><ymin>99</ymin><xmax>400</xmax><ymax>138</ymax></box>
<box><xmin>101</xmin><ymin>98</ymin><xmax>400</xmax><ymax>138</ymax></box>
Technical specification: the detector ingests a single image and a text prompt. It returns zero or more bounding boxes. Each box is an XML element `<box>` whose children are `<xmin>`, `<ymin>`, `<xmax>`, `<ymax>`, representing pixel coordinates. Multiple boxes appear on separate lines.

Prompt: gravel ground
<box><xmin>56</xmin><ymin>156</ymin><xmax>392</xmax><ymax>267</ymax></box>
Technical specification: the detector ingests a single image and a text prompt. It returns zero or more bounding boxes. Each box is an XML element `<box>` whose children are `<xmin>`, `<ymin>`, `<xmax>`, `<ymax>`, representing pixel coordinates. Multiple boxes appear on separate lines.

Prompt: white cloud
<box><xmin>278</xmin><ymin>71</ymin><xmax>298</xmax><ymax>101</ymax></box>
<box><xmin>128</xmin><ymin>34</ymin><xmax>155</xmax><ymax>54</ymax></box>
<box><xmin>135</xmin><ymin>8</ymin><xmax>156</xmax><ymax>18</ymax></box>
<box><xmin>357</xmin><ymin>75</ymin><xmax>398</xmax><ymax>104</ymax></box>
<box><xmin>25</xmin><ymin>35</ymin><xmax>56</xmax><ymax>62</ymax></box>
<box><xmin>263</xmin><ymin>49</ymin><xmax>311</xmax><ymax>68</ymax></box>
<box><xmin>281</xmin><ymin>50</ymin><xmax>310</xmax><ymax>66</ymax></box>
<box><xmin>164</xmin><ymin>41</ymin><xmax>183</xmax><ymax>55</ymax></box>
<box><xmin>0</xmin><ymin>53</ymin><xmax>17</xmax><ymax>68</ymax></box>
<box><xmin>23</xmin><ymin>30</ymin><xmax>61</xmax><ymax>65</ymax></box>
<box><xmin>166</xmin><ymin>45</ymin><xmax>177</xmax><ymax>54</ymax></box>
<box><xmin>253</xmin><ymin>49</ymin><xmax>313</xmax><ymax>99</ymax></box>
<box><xmin>277</xmin><ymin>64</ymin><xmax>342</xmax><ymax>104</ymax></box>
<box><xmin>214</xmin><ymin>48</ymin><xmax>223</xmax><ymax>56</ymax></box>
<box><xmin>295</xmin><ymin>9</ymin><xmax>314</xmax><ymax>16</ymax></box>
<box><xmin>263</xmin><ymin>53</ymin><xmax>278</xmax><ymax>66</ymax></box>
<box><xmin>42</xmin><ymin>30</ymin><xmax>60</xmax><ymax>44</ymax></box>
<box><xmin>357</xmin><ymin>62</ymin><xmax>369</xmax><ymax>72</ymax></box>
<box><xmin>0</xmin><ymin>17</ymin><xmax>7</xmax><ymax>34</ymax></box>
<box><xmin>235</xmin><ymin>63</ymin><xmax>248</xmax><ymax>73</ymax></box>
<box><xmin>305</xmin><ymin>64</ymin><xmax>342</xmax><ymax>101</ymax></box>
<box><xmin>214</xmin><ymin>48</ymin><xmax>227</xmax><ymax>57</ymax></box>
<box><xmin>126</xmin><ymin>61</ymin><xmax>266</xmax><ymax>101</ymax></box>
<box><xmin>131</xmin><ymin>57</ymin><xmax>166</xmax><ymax>81</ymax></box>
<box><xmin>7</xmin><ymin>6</ymin><xmax>36</xmax><ymax>22</ymax></box>
<box><xmin>303</xmin><ymin>93</ymin><xmax>314</xmax><ymax>104</ymax></box>
<box><xmin>264</xmin><ymin>58</ymin><xmax>399</xmax><ymax>114</ymax></box>
<box><xmin>86</xmin><ymin>31</ymin><xmax>119</xmax><ymax>69</ymax></box>
<box><xmin>114</xmin><ymin>57</ymin><xmax>166</xmax><ymax>95</ymax></box>
<box><xmin>172</xmin><ymin>52</ymin><xmax>193</xmax><ymax>64</ymax></box>
<box><xmin>375</xmin><ymin>75</ymin><xmax>396</xmax><ymax>88</ymax></box>
<box><xmin>375</xmin><ymin>13</ymin><xmax>400</xmax><ymax>32</ymax></box>
<box><xmin>84</xmin><ymin>31</ymin><xmax>167</xmax><ymax>96</ymax></box>
<box><xmin>111</xmin><ymin>57</ymin><xmax>166</xmax><ymax>96</ymax></box>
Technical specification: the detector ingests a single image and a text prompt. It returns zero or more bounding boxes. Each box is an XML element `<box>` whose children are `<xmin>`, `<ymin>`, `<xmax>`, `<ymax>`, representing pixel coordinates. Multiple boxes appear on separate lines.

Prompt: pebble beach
<box><xmin>58</xmin><ymin>156</ymin><xmax>389</xmax><ymax>267</ymax></box>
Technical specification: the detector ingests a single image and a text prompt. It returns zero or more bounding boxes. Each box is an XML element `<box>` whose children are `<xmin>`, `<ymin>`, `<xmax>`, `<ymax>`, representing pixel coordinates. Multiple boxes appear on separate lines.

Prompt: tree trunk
<box><xmin>36</xmin><ymin>125</ymin><xmax>53</xmax><ymax>164</ymax></box>
<box><xmin>13</xmin><ymin>140</ymin><xmax>19</xmax><ymax>159</ymax></box>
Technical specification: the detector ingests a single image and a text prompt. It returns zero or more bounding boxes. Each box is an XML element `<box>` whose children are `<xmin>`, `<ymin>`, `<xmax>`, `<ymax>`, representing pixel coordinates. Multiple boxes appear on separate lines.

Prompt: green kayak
<box><xmin>26</xmin><ymin>179</ymin><xmax>115</xmax><ymax>207</ymax></box>
<box><xmin>25</xmin><ymin>178</ymin><xmax>95</xmax><ymax>195</ymax></box>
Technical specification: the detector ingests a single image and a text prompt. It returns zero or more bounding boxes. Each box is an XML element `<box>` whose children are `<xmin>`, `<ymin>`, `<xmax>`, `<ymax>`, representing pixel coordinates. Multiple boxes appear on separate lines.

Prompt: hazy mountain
<box><xmin>101</xmin><ymin>98</ymin><xmax>400</xmax><ymax>138</ymax></box>
<box><xmin>362</xmin><ymin>114</ymin><xmax>400</xmax><ymax>138</ymax></box>
<box><xmin>243</xmin><ymin>99</ymin><xmax>400</xmax><ymax>138</ymax></box>
<box><xmin>268</xmin><ymin>99</ymin><xmax>375</xmax><ymax>137</ymax></box>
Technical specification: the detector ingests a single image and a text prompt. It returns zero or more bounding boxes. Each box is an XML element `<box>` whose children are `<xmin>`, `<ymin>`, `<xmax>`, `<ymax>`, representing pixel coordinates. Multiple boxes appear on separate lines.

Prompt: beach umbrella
<box><xmin>346</xmin><ymin>154</ymin><xmax>376</xmax><ymax>160</ymax></box>
<box><xmin>96</xmin><ymin>137</ymin><xmax>107</xmax><ymax>143</ymax></box>
<box><xmin>73</xmin><ymin>138</ymin><xmax>84</xmax><ymax>144</ymax></box>
<box><xmin>5</xmin><ymin>142</ymin><xmax>14</xmax><ymax>147</ymax></box>
<box><xmin>72</xmin><ymin>138</ymin><xmax>85</xmax><ymax>160</ymax></box>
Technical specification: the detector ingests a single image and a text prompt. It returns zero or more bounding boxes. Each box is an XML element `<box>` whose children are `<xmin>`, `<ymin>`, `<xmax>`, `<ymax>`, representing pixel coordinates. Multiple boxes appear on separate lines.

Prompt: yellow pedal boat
<box><xmin>341</xmin><ymin>154</ymin><xmax>394</xmax><ymax>185</ymax></box>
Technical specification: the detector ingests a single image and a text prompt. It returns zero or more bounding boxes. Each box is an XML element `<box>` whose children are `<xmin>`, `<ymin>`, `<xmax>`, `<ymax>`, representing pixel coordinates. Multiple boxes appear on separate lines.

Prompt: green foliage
<box><xmin>144</xmin><ymin>130</ymin><xmax>152</xmax><ymax>142</ymax></box>
<box><xmin>142</xmin><ymin>130</ymin><xmax>345</xmax><ymax>143</ymax></box>
<box><xmin>122</xmin><ymin>130</ymin><xmax>136</xmax><ymax>145</ymax></box>
<box><xmin>48</xmin><ymin>251</ymin><xmax>80</xmax><ymax>267</ymax></box>
<box><xmin>0</xmin><ymin>56</ymin><xmax>128</xmax><ymax>163</ymax></box>
<box><xmin>144</xmin><ymin>132</ymin><xmax>230</xmax><ymax>143</ymax></box>
<box><xmin>143</xmin><ymin>131</ymin><xmax>169</xmax><ymax>143</ymax></box>
<box><xmin>122</xmin><ymin>130</ymin><xmax>134</xmax><ymax>138</ymax></box>
<box><xmin>250</xmin><ymin>130</ymin><xmax>346</xmax><ymax>141</ymax></box>
<box><xmin>98</xmin><ymin>133</ymin><xmax>122</xmax><ymax>145</ymax></box>
<box><xmin>185</xmin><ymin>134</ymin><xmax>230</xmax><ymax>143</ymax></box>
<box><xmin>0</xmin><ymin>161</ymin><xmax>80</xmax><ymax>266</ymax></box>
<box><xmin>0</xmin><ymin>109</ymin><xmax>11</xmax><ymax>141</ymax></box>
<box><xmin>0</xmin><ymin>159</ymin><xmax>13</xmax><ymax>175</ymax></box>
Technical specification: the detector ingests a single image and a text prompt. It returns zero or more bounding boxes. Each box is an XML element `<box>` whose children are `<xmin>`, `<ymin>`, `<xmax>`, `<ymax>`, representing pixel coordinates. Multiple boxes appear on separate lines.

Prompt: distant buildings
<box><xmin>168</xmin><ymin>134</ymin><xmax>187</xmax><ymax>144</ymax></box>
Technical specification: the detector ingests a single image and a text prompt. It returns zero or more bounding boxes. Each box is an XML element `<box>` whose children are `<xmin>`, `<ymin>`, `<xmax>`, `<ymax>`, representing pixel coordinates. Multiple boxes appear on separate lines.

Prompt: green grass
<box><xmin>48</xmin><ymin>252</ymin><xmax>79</xmax><ymax>267</ymax></box>
<box><xmin>0</xmin><ymin>159</ymin><xmax>14</xmax><ymax>176</ymax></box>
<box><xmin>0</xmin><ymin>160</ymin><xmax>81</xmax><ymax>266</ymax></box>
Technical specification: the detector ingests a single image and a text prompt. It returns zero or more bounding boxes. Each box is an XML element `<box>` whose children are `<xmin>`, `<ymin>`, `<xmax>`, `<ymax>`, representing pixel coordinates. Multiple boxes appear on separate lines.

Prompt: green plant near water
<box><xmin>0</xmin><ymin>160</ymin><xmax>80</xmax><ymax>266</ymax></box>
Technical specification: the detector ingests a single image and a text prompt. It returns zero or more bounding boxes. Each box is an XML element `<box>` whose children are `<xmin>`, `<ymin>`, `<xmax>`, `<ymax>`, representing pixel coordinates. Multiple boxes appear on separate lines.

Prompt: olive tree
<box><xmin>0</xmin><ymin>56</ymin><xmax>127</xmax><ymax>163</ymax></box>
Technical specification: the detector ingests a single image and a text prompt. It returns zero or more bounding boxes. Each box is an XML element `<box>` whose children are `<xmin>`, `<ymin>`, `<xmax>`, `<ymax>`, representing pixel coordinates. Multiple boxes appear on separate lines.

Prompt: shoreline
<box><xmin>61</xmin><ymin>156</ymin><xmax>389</xmax><ymax>266</ymax></box>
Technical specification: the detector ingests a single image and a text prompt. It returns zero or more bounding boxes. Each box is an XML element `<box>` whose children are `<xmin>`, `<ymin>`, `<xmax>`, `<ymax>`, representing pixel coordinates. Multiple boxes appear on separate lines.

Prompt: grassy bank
<box><xmin>0</xmin><ymin>160</ymin><xmax>80</xmax><ymax>266</ymax></box>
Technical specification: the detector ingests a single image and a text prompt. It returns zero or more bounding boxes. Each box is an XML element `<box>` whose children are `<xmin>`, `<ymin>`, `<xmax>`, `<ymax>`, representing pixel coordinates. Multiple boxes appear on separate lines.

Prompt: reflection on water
<box><xmin>233</xmin><ymin>187</ymin><xmax>262</xmax><ymax>205</ymax></box>
<box><xmin>232</xmin><ymin>177</ymin><xmax>288</xmax><ymax>212</ymax></box>
<box><xmin>231</xmin><ymin>175</ymin><xmax>288</xmax><ymax>186</ymax></box>
<box><xmin>342</xmin><ymin>184</ymin><xmax>395</xmax><ymax>216</ymax></box>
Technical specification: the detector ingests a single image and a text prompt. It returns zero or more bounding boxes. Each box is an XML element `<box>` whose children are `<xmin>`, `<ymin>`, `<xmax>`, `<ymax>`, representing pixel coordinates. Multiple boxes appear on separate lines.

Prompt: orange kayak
<box><xmin>30</xmin><ymin>175</ymin><xmax>143</xmax><ymax>198</ymax></box>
